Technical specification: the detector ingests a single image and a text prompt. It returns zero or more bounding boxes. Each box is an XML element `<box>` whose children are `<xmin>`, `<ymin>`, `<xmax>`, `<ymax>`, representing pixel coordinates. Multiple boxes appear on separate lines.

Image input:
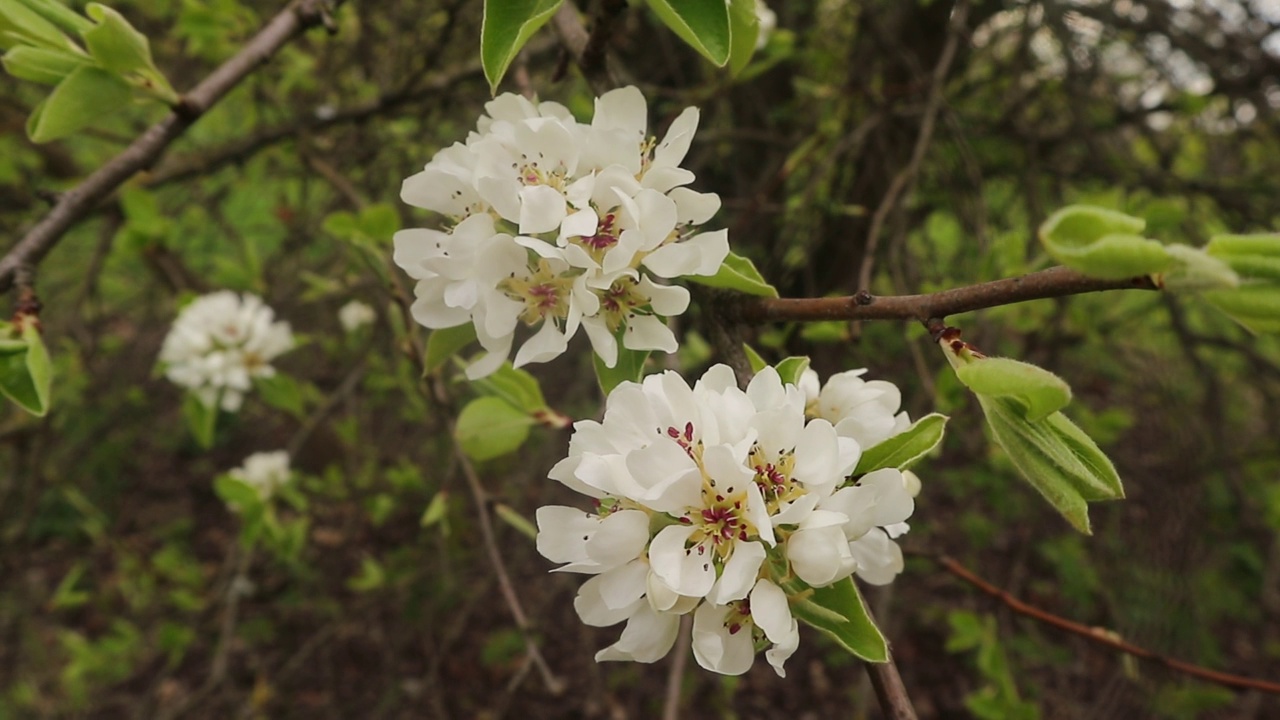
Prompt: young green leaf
<box><xmin>686</xmin><ymin>250</ymin><xmax>779</xmax><ymax>297</ymax></box>
<box><xmin>472</xmin><ymin>361</ymin><xmax>546</xmax><ymax>413</ymax></box>
<box><xmin>255</xmin><ymin>373</ymin><xmax>307</xmax><ymax>420</ymax></box>
<box><xmin>213</xmin><ymin>475</ymin><xmax>264</xmax><ymax>513</ymax></box>
<box><xmin>13</xmin><ymin>0</ymin><xmax>93</xmax><ymax>36</ymax></box>
<box><xmin>726</xmin><ymin>0</ymin><xmax>759</xmax><ymax>75</ymax></box>
<box><xmin>420</xmin><ymin>491</ymin><xmax>450</xmax><ymax>531</ymax></box>
<box><xmin>593</xmin><ymin>345</ymin><xmax>650</xmax><ymax>394</ymax></box>
<box><xmin>742</xmin><ymin>343</ymin><xmax>767</xmax><ymax>373</ymax></box>
<box><xmin>1039</xmin><ymin>205</ymin><xmax>1172</xmax><ymax>280</ymax></box>
<box><xmin>0</xmin><ymin>0</ymin><xmax>80</xmax><ymax>51</ymax></box>
<box><xmin>82</xmin><ymin>3</ymin><xmax>177</xmax><ymax>103</ymax></box>
<box><xmin>774</xmin><ymin>356</ymin><xmax>810</xmax><ymax>387</ymax></box>
<box><xmin>494</xmin><ymin>502</ymin><xmax>538</xmax><ymax>541</ymax></box>
<box><xmin>0</xmin><ymin>317</ymin><xmax>51</xmax><ymax>416</ymax></box>
<box><xmin>855</xmin><ymin>413</ymin><xmax>948</xmax><ymax>474</ymax></box>
<box><xmin>480</xmin><ymin>0</ymin><xmax>565</xmax><ymax>94</ymax></box>
<box><xmin>953</xmin><ymin>356</ymin><xmax>1071</xmax><ymax>423</ymax></box>
<box><xmin>455</xmin><ymin>396</ymin><xmax>535</xmax><ymax>461</ymax></box>
<box><xmin>424</xmin><ymin>324</ymin><xmax>477</xmax><ymax>374</ymax></box>
<box><xmin>1</xmin><ymin>44</ymin><xmax>85</xmax><ymax>84</ymax></box>
<box><xmin>1156</xmin><ymin>244</ymin><xmax>1238</xmax><ymax>292</ymax></box>
<box><xmin>27</xmin><ymin>64</ymin><xmax>130</xmax><ymax>142</ymax></box>
<box><xmin>1203</xmin><ymin>284</ymin><xmax>1280</xmax><ymax>334</ymax></box>
<box><xmin>789</xmin><ymin>577</ymin><xmax>888</xmax><ymax>662</ymax></box>
<box><xmin>645</xmin><ymin>0</ymin><xmax>731</xmax><ymax>66</ymax></box>
<box><xmin>1206</xmin><ymin>233</ymin><xmax>1280</xmax><ymax>282</ymax></box>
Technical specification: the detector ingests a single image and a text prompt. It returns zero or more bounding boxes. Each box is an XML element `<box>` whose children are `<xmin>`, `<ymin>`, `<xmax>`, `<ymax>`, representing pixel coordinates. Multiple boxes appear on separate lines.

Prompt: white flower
<box><xmin>691</xmin><ymin>578</ymin><xmax>798</xmax><ymax>676</ymax></box>
<box><xmin>395</xmin><ymin>87</ymin><xmax>731</xmax><ymax>375</ymax></box>
<box><xmin>228</xmin><ymin>451</ymin><xmax>291</xmax><ymax>500</ymax></box>
<box><xmin>812</xmin><ymin>368</ymin><xmax>912</xmax><ymax>448</ymax></box>
<box><xmin>338</xmin><ymin>300</ymin><xmax>375</xmax><ymax>332</ymax></box>
<box><xmin>754</xmin><ymin>0</ymin><xmax>777</xmax><ymax>49</ymax></box>
<box><xmin>159</xmin><ymin>291</ymin><xmax>294</xmax><ymax>411</ymax></box>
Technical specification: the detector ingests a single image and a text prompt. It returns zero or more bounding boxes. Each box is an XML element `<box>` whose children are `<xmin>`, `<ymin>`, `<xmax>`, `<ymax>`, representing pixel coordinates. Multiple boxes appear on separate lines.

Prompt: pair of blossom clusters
<box><xmin>392</xmin><ymin>87</ymin><xmax>729</xmax><ymax>379</ymax></box>
<box><xmin>537</xmin><ymin>365</ymin><xmax>919</xmax><ymax>677</ymax></box>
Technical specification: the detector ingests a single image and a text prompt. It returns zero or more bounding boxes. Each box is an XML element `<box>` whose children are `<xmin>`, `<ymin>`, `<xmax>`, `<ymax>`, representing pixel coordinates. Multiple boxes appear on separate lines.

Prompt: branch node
<box><xmin>854</xmin><ymin>290</ymin><xmax>875</xmax><ymax>306</ymax></box>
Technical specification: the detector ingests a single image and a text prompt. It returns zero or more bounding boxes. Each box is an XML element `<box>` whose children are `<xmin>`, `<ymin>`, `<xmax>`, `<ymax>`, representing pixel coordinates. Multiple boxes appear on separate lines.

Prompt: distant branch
<box><xmin>0</xmin><ymin>0</ymin><xmax>343</xmax><ymax>294</ymax></box>
<box><xmin>934</xmin><ymin>554</ymin><xmax>1280</xmax><ymax>695</ymax></box>
<box><xmin>730</xmin><ymin>266</ymin><xmax>1158</xmax><ymax>325</ymax></box>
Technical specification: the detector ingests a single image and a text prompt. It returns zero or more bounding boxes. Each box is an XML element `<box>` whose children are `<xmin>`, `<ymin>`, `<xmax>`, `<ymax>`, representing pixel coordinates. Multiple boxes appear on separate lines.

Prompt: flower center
<box><xmin>514</xmin><ymin>152</ymin><xmax>568</xmax><ymax>191</ymax></box>
<box><xmin>596</xmin><ymin>277</ymin><xmax>651</xmax><ymax>332</ymax></box>
<box><xmin>501</xmin><ymin>259</ymin><xmax>574</xmax><ymax>326</ymax></box>
<box><xmin>663</xmin><ymin>422</ymin><xmax>759</xmax><ymax>558</ymax></box>
<box><xmin>749</xmin><ymin>445</ymin><xmax>804</xmax><ymax>512</ymax></box>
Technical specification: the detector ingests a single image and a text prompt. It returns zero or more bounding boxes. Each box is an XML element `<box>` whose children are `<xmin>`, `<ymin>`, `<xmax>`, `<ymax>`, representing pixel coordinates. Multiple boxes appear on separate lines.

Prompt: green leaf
<box><xmin>1156</xmin><ymin>244</ymin><xmax>1238</xmax><ymax>292</ymax></box>
<box><xmin>49</xmin><ymin>563</ymin><xmax>90</xmax><ymax>609</ymax></box>
<box><xmin>455</xmin><ymin>396</ymin><xmax>535</xmax><ymax>461</ymax></box>
<box><xmin>82</xmin><ymin>3</ymin><xmax>176</xmax><ymax>103</ymax></box>
<box><xmin>12</xmin><ymin>0</ymin><xmax>92</xmax><ymax>36</ymax></box>
<box><xmin>494</xmin><ymin>502</ymin><xmax>538</xmax><ymax>541</ymax></box>
<box><xmin>774</xmin><ymin>356</ymin><xmax>810</xmax><ymax>387</ymax></box>
<box><xmin>686</xmin><ymin>250</ymin><xmax>778</xmax><ymax>297</ymax></box>
<box><xmin>1206</xmin><ymin>233</ymin><xmax>1280</xmax><ymax>282</ymax></box>
<box><xmin>978</xmin><ymin>396</ymin><xmax>1124</xmax><ymax>534</ymax></box>
<box><xmin>789</xmin><ymin>577</ymin><xmax>888</xmax><ymax>662</ymax></box>
<box><xmin>953</xmin><ymin>357</ymin><xmax>1071</xmax><ymax>423</ymax></box>
<box><xmin>347</xmin><ymin>556</ymin><xmax>386</xmax><ymax>592</ymax></box>
<box><xmin>0</xmin><ymin>318</ymin><xmax>51</xmax><ymax>416</ymax></box>
<box><xmin>1</xmin><ymin>44</ymin><xmax>85</xmax><ymax>84</ymax></box>
<box><xmin>424</xmin><ymin>324</ymin><xmax>477</xmax><ymax>374</ymax></box>
<box><xmin>742</xmin><ymin>343</ymin><xmax>766</xmax><ymax>373</ymax></box>
<box><xmin>480</xmin><ymin>0</ymin><xmax>565</xmax><ymax>94</ymax></box>
<box><xmin>472</xmin><ymin>361</ymin><xmax>546</xmax><ymax>413</ymax></box>
<box><xmin>358</xmin><ymin>202</ymin><xmax>400</xmax><ymax>243</ymax></box>
<box><xmin>0</xmin><ymin>0</ymin><xmax>80</xmax><ymax>51</ymax></box>
<box><xmin>593</xmin><ymin>345</ymin><xmax>650</xmax><ymax>395</ymax></box>
<box><xmin>213</xmin><ymin>475</ymin><xmax>263</xmax><ymax>512</ymax></box>
<box><xmin>726</xmin><ymin>0</ymin><xmax>759</xmax><ymax>75</ymax></box>
<box><xmin>27</xmin><ymin>64</ymin><xmax>130</xmax><ymax>142</ymax></box>
<box><xmin>1203</xmin><ymin>284</ymin><xmax>1280</xmax><ymax>334</ymax></box>
<box><xmin>855</xmin><ymin>413</ymin><xmax>948</xmax><ymax>474</ymax></box>
<box><xmin>255</xmin><ymin>373</ymin><xmax>307</xmax><ymax>420</ymax></box>
<box><xmin>420</xmin><ymin>491</ymin><xmax>450</xmax><ymax>530</ymax></box>
<box><xmin>1039</xmin><ymin>205</ymin><xmax>1172</xmax><ymax>280</ymax></box>
<box><xmin>182</xmin><ymin>392</ymin><xmax>217</xmax><ymax>449</ymax></box>
<box><xmin>645</xmin><ymin>0</ymin><xmax>731</xmax><ymax>66</ymax></box>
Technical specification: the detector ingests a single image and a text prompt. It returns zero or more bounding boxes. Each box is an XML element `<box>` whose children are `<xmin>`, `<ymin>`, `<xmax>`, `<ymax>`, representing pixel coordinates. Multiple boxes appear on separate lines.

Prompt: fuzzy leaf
<box><xmin>1206</xmin><ymin>233</ymin><xmax>1280</xmax><ymax>282</ymax></box>
<box><xmin>455</xmin><ymin>396</ymin><xmax>534</xmax><ymax>461</ymax></box>
<box><xmin>1203</xmin><ymin>285</ymin><xmax>1280</xmax><ymax>334</ymax></box>
<box><xmin>954</xmin><ymin>356</ymin><xmax>1071</xmax><ymax>423</ymax></box>
<box><xmin>645</xmin><ymin>0</ymin><xmax>731</xmax><ymax>66</ymax></box>
<box><xmin>790</xmin><ymin>577</ymin><xmax>888</xmax><ymax>663</ymax></box>
<box><xmin>1039</xmin><ymin>205</ymin><xmax>1172</xmax><ymax>280</ymax></box>
<box><xmin>12</xmin><ymin>0</ymin><xmax>92</xmax><ymax>36</ymax></box>
<box><xmin>1</xmin><ymin>44</ymin><xmax>85</xmax><ymax>83</ymax></box>
<box><xmin>27</xmin><ymin>64</ymin><xmax>130</xmax><ymax>142</ymax></box>
<box><xmin>855</xmin><ymin>413</ymin><xmax>948</xmax><ymax>474</ymax></box>
<box><xmin>480</xmin><ymin>0</ymin><xmax>564</xmax><ymax>94</ymax></box>
<box><xmin>0</xmin><ymin>0</ymin><xmax>79</xmax><ymax>50</ymax></box>
<box><xmin>1157</xmin><ymin>244</ymin><xmax>1238</xmax><ymax>292</ymax></box>
<box><xmin>686</xmin><ymin>250</ymin><xmax>778</xmax><ymax>297</ymax></box>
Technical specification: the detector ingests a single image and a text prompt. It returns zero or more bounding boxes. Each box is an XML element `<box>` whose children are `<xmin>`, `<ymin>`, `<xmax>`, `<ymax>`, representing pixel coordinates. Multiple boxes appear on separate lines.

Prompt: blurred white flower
<box><xmin>159</xmin><ymin>291</ymin><xmax>294</xmax><ymax>412</ymax></box>
<box><xmin>338</xmin><ymin>300</ymin><xmax>375</xmax><ymax>332</ymax></box>
<box><xmin>228</xmin><ymin>451</ymin><xmax>291</xmax><ymax>500</ymax></box>
<box><xmin>755</xmin><ymin>0</ymin><xmax>777</xmax><ymax>49</ymax></box>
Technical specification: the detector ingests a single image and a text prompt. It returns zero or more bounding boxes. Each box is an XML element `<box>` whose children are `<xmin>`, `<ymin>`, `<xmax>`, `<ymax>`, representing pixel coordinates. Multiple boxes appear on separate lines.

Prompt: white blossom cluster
<box><xmin>393</xmin><ymin>87</ymin><xmax>729</xmax><ymax>379</ymax></box>
<box><xmin>228</xmin><ymin>450</ymin><xmax>292</xmax><ymax>501</ymax></box>
<box><xmin>159</xmin><ymin>291</ymin><xmax>295</xmax><ymax>412</ymax></box>
<box><xmin>536</xmin><ymin>365</ymin><xmax>917</xmax><ymax>676</ymax></box>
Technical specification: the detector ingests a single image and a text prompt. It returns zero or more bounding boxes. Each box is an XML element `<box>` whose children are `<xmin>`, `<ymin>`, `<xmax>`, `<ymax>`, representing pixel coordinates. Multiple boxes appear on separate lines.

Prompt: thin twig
<box><xmin>0</xmin><ymin>0</ymin><xmax>343</xmax><ymax>294</ymax></box>
<box><xmin>451</xmin><ymin>434</ymin><xmax>566</xmax><ymax>695</ymax></box>
<box><xmin>731</xmin><ymin>266</ymin><xmax>1158</xmax><ymax>325</ymax></box>
<box><xmin>661</xmin><ymin>614</ymin><xmax>693</xmax><ymax>720</ymax></box>
<box><xmin>933</xmin><ymin>553</ymin><xmax>1280</xmax><ymax>695</ymax></box>
<box><xmin>856</xmin><ymin>0</ymin><xmax>970</xmax><ymax>292</ymax></box>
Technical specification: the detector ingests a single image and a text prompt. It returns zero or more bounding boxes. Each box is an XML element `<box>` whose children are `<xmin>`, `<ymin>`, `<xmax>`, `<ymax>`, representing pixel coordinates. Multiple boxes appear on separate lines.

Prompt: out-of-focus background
<box><xmin>2</xmin><ymin>1</ymin><xmax>1279</xmax><ymax>717</ymax></box>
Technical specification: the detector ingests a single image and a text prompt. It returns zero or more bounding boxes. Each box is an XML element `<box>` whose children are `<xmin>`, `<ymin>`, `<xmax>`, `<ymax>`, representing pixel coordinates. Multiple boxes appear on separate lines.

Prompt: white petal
<box><xmin>575</xmin><ymin>561</ymin><xmax>648</xmax><ymax>626</ymax></box>
<box><xmin>624</xmin><ymin>441</ymin><xmax>704</xmax><ymax>512</ymax></box>
<box><xmin>623</xmin><ymin>315</ymin><xmax>678</xmax><ymax>353</ymax></box>
<box><xmin>648</xmin><ymin>525</ymin><xmax>716</xmax><ymax>599</ymax></box>
<box><xmin>710</xmin><ymin>541</ymin><xmax>766</xmax><ymax>604</ymax></box>
<box><xmin>654</xmin><ymin>107</ymin><xmax>699</xmax><ymax>168</ymax></box>
<box><xmin>595</xmin><ymin>605</ymin><xmax>680</xmax><ymax>663</ymax></box>
<box><xmin>849</xmin><ymin>528</ymin><xmax>904</xmax><ymax>585</ymax></box>
<box><xmin>594</xmin><ymin>86</ymin><xmax>647</xmax><ymax>139</ymax></box>
<box><xmin>581</xmin><ymin>317</ymin><xmax>619</xmax><ymax>368</ymax></box>
<box><xmin>517</xmin><ymin>184</ymin><xmax>568</xmax><ymax>235</ymax></box>
<box><xmin>638</xmin><ymin>276</ymin><xmax>690</xmax><ymax>316</ymax></box>
<box><xmin>668</xmin><ymin>187</ymin><xmax>721</xmax><ymax>225</ymax></box>
<box><xmin>786</xmin><ymin>525</ymin><xmax>857</xmax><ymax>587</ymax></box>
<box><xmin>691</xmin><ymin>601</ymin><xmax>754</xmax><ymax>676</ymax></box>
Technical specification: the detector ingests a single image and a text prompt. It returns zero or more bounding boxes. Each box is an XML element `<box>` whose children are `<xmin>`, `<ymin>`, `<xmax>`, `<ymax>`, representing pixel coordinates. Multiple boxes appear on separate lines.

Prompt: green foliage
<box><xmin>686</xmin><ymin>250</ymin><xmax>779</xmax><ymax>297</ymax></box>
<box><xmin>645</xmin><ymin>0</ymin><xmax>730</xmax><ymax>66</ymax></box>
<box><xmin>855</xmin><ymin>413</ymin><xmax>948</xmax><ymax>474</ymax></box>
<box><xmin>480</xmin><ymin>0</ymin><xmax>564</xmax><ymax>93</ymax></box>
<box><xmin>1038</xmin><ymin>205</ymin><xmax>1171</xmax><ymax>280</ymax></box>
<box><xmin>455</xmin><ymin>395</ymin><xmax>534</xmax><ymax>461</ymax></box>
<box><xmin>773</xmin><ymin>355</ymin><xmax>809</xmax><ymax>386</ymax></box>
<box><xmin>593</xmin><ymin>344</ymin><xmax>650</xmax><ymax>394</ymax></box>
<box><xmin>786</xmin><ymin>576</ymin><xmax>888</xmax><ymax>663</ymax></box>
<box><xmin>946</xmin><ymin>611</ymin><xmax>1040</xmax><ymax>720</ymax></box>
<box><xmin>0</xmin><ymin>316</ymin><xmax>52</xmax><ymax>416</ymax></box>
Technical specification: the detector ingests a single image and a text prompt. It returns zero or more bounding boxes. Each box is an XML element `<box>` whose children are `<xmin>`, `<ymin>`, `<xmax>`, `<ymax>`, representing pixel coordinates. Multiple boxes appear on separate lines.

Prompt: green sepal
<box><xmin>455</xmin><ymin>396</ymin><xmax>535</xmax><ymax>461</ymax></box>
<box><xmin>480</xmin><ymin>0</ymin><xmax>565</xmax><ymax>94</ymax></box>
<box><xmin>1039</xmin><ymin>205</ymin><xmax>1172</xmax><ymax>280</ymax></box>
<box><xmin>854</xmin><ymin>413</ymin><xmax>948</xmax><ymax>474</ymax></box>
<box><xmin>182</xmin><ymin>392</ymin><xmax>218</xmax><ymax>449</ymax></box>
<box><xmin>593</xmin><ymin>344</ymin><xmax>650</xmax><ymax>395</ymax></box>
<box><xmin>645</xmin><ymin>0</ymin><xmax>731</xmax><ymax>66</ymax></box>
<box><xmin>1</xmin><ymin>44</ymin><xmax>86</xmax><ymax>84</ymax></box>
<box><xmin>26</xmin><ymin>64</ymin><xmax>131</xmax><ymax>142</ymax></box>
<box><xmin>685</xmin><ymin>250</ymin><xmax>778</xmax><ymax>297</ymax></box>
<box><xmin>774</xmin><ymin>356</ymin><xmax>810</xmax><ymax>387</ymax></box>
<box><xmin>0</xmin><ymin>317</ymin><xmax>52</xmax><ymax>416</ymax></box>
<box><xmin>789</xmin><ymin>576</ymin><xmax>889</xmax><ymax>663</ymax></box>
<box><xmin>952</xmin><ymin>356</ymin><xmax>1071</xmax><ymax>423</ymax></box>
<box><xmin>424</xmin><ymin>324</ymin><xmax>477</xmax><ymax>375</ymax></box>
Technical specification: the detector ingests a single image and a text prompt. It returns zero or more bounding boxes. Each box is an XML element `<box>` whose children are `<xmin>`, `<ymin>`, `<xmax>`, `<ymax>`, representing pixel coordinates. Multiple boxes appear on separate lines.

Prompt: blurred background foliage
<box><xmin>2</xmin><ymin>0</ymin><xmax>1279</xmax><ymax>717</ymax></box>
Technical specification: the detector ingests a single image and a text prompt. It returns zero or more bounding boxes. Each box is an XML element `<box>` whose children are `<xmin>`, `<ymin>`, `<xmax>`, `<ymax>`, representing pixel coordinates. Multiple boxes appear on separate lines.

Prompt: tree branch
<box><xmin>934</xmin><ymin>553</ymin><xmax>1280</xmax><ymax>695</ymax></box>
<box><xmin>730</xmin><ymin>266</ymin><xmax>1158</xmax><ymax>325</ymax></box>
<box><xmin>0</xmin><ymin>0</ymin><xmax>343</xmax><ymax>294</ymax></box>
